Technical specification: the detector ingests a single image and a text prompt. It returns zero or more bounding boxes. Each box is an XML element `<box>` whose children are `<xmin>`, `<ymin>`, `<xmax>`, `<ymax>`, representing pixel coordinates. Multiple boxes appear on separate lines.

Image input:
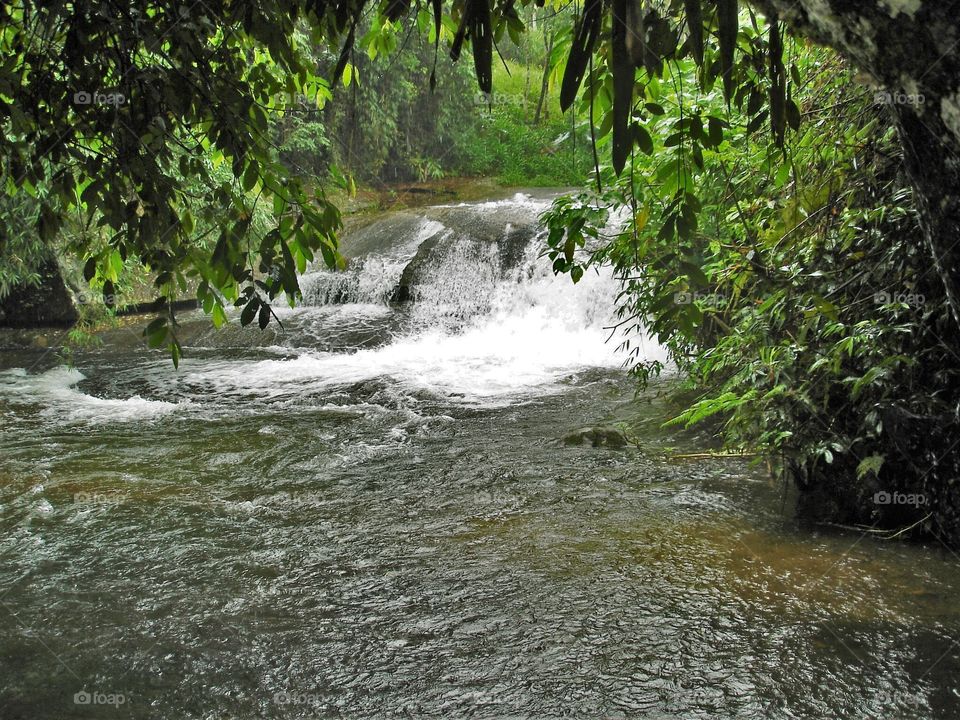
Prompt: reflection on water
<box><xmin>0</xmin><ymin>193</ymin><xmax>958</xmax><ymax>718</ymax></box>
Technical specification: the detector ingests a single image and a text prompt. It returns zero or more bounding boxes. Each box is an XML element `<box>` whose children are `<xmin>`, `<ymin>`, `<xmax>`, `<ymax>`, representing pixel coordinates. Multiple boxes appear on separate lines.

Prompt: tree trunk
<box><xmin>0</xmin><ymin>259</ymin><xmax>78</xmax><ymax>328</ymax></box>
<box><xmin>534</xmin><ymin>30</ymin><xmax>554</xmax><ymax>125</ymax></box>
<box><xmin>752</xmin><ymin>0</ymin><xmax>960</xmax><ymax>329</ymax></box>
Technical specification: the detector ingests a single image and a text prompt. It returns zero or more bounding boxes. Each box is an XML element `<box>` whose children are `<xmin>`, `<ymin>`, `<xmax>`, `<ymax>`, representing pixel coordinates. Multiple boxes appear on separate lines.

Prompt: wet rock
<box><xmin>563</xmin><ymin>426</ymin><xmax>631</xmax><ymax>448</ymax></box>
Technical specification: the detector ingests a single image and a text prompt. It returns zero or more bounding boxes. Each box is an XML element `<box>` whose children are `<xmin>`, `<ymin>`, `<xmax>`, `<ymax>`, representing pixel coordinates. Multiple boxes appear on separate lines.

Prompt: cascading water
<box><xmin>2</xmin><ymin>191</ymin><xmax>660</xmax><ymax>414</ymax></box>
<box><xmin>1</xmin><ymin>192</ymin><xmax>959</xmax><ymax>720</ymax></box>
<box><xmin>253</xmin><ymin>192</ymin><xmax>666</xmax><ymax>402</ymax></box>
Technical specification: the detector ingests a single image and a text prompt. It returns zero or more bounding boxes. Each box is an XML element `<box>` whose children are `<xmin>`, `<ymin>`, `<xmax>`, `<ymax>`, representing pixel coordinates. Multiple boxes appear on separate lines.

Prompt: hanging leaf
<box><xmin>429</xmin><ymin>0</ymin><xmax>442</xmax><ymax>90</ymax></box>
<box><xmin>746</xmin><ymin>108</ymin><xmax>769</xmax><ymax>134</ymax></box>
<box><xmin>611</xmin><ymin>0</ymin><xmax>634</xmax><ymax>175</ymax></box>
<box><xmin>333</xmin><ymin>19</ymin><xmax>358</xmax><ymax>84</ymax></box>
<box><xmin>240</xmin><ymin>297</ymin><xmax>260</xmax><ymax>326</ymax></box>
<box><xmin>560</xmin><ymin>0</ymin><xmax>602</xmax><ymax>112</ymax></box>
<box><xmin>450</xmin><ymin>6</ymin><xmax>469</xmax><ymax>61</ymax></box>
<box><xmin>625</xmin><ymin>0</ymin><xmax>645</xmax><ymax>68</ymax></box>
<box><xmin>707</xmin><ymin>115</ymin><xmax>726</xmax><ymax>147</ymax></box>
<box><xmin>716</xmin><ymin>0</ymin><xmax>738</xmax><ymax>103</ymax></box>
<box><xmin>470</xmin><ymin>0</ymin><xmax>493</xmax><ymax>93</ymax></box>
<box><xmin>768</xmin><ymin>17</ymin><xmax>786</xmax><ymax>148</ymax></box>
<box><xmin>684</xmin><ymin>0</ymin><xmax>704</xmax><ymax>66</ymax></box>
<box><xmin>632</xmin><ymin>123</ymin><xmax>654</xmax><ymax>155</ymax></box>
<box><xmin>785</xmin><ymin>97</ymin><xmax>802</xmax><ymax>131</ymax></box>
<box><xmin>258</xmin><ymin>302</ymin><xmax>271</xmax><ymax>329</ymax></box>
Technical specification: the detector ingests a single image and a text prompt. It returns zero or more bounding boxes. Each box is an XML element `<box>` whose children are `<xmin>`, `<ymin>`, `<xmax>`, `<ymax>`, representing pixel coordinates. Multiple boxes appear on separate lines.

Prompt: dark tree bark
<box><xmin>0</xmin><ymin>259</ymin><xmax>78</xmax><ymax>328</ymax></box>
<box><xmin>752</xmin><ymin>1</ymin><xmax>960</xmax><ymax>330</ymax></box>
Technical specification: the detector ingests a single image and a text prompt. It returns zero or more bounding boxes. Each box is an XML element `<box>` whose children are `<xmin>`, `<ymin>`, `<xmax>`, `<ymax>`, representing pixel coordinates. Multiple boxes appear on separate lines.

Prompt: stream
<box><xmin>1</xmin><ymin>192</ymin><xmax>959</xmax><ymax>719</ymax></box>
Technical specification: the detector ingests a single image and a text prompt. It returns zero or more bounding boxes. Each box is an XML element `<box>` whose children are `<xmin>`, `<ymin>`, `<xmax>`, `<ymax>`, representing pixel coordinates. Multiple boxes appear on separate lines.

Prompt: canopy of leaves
<box><xmin>1</xmin><ymin>0</ymin><xmax>793</xmax><ymax>363</ymax></box>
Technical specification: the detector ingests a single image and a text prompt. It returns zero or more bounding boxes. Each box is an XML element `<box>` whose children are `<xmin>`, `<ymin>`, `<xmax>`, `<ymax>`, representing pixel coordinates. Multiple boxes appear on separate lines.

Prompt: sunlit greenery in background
<box><xmin>0</xmin><ymin>192</ymin><xmax>46</xmax><ymax>300</ymax></box>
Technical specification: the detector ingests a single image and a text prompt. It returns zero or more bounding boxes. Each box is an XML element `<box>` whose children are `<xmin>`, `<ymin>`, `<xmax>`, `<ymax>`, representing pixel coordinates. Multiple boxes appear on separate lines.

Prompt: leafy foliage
<box><xmin>2</xmin><ymin>1</ymin><xmax>347</xmax><ymax>364</ymax></box>
<box><xmin>0</xmin><ymin>192</ymin><xmax>47</xmax><ymax>299</ymax></box>
<box><xmin>542</xmin><ymin>21</ymin><xmax>960</xmax><ymax>540</ymax></box>
<box><xmin>2</xmin><ymin>0</ymin><xmax>797</xmax><ymax>362</ymax></box>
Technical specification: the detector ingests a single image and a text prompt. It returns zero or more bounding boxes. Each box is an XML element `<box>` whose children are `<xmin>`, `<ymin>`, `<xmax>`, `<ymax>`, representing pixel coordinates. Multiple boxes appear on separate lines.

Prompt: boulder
<box><xmin>563</xmin><ymin>426</ymin><xmax>631</xmax><ymax>448</ymax></box>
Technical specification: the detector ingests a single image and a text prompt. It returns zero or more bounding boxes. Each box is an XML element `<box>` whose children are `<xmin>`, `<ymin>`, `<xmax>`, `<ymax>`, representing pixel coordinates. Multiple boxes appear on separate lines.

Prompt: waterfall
<box><xmin>263</xmin><ymin>192</ymin><xmax>667</xmax><ymax>402</ymax></box>
<box><xmin>0</xmin><ymin>193</ymin><xmax>666</xmax><ymax>415</ymax></box>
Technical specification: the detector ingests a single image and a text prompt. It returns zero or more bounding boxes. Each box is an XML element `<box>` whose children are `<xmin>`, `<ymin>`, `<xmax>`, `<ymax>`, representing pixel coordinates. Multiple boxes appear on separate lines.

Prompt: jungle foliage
<box><xmin>317</xmin><ymin>11</ymin><xmax>590</xmax><ymax>186</ymax></box>
<box><xmin>0</xmin><ymin>0</ymin><xmax>591</xmax><ymax>355</ymax></box>
<box><xmin>0</xmin><ymin>0</ymin><xmax>797</xmax><ymax>366</ymax></box>
<box><xmin>541</xmin><ymin>26</ymin><xmax>960</xmax><ymax>543</ymax></box>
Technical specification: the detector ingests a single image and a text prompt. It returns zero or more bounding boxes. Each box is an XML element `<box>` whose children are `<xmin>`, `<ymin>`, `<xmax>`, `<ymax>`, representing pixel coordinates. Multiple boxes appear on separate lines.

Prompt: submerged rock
<box><xmin>563</xmin><ymin>426</ymin><xmax>632</xmax><ymax>448</ymax></box>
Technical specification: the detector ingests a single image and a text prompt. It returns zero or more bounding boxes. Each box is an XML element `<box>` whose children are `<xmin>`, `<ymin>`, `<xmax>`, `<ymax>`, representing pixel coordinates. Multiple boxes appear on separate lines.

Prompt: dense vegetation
<box><xmin>2</xmin><ymin>0</ymin><xmax>959</xmax><ymax>543</ymax></box>
<box><xmin>0</xmin><ymin>1</ymin><xmax>590</xmax><ymax>335</ymax></box>
<box><xmin>543</xmin><ymin>39</ymin><xmax>960</xmax><ymax>543</ymax></box>
<box><xmin>314</xmin><ymin>11</ymin><xmax>590</xmax><ymax>186</ymax></box>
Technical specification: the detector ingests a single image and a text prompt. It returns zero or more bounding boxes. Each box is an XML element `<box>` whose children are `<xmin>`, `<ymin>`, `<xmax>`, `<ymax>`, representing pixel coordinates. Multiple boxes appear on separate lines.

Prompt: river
<box><xmin>1</xmin><ymin>192</ymin><xmax>958</xmax><ymax>718</ymax></box>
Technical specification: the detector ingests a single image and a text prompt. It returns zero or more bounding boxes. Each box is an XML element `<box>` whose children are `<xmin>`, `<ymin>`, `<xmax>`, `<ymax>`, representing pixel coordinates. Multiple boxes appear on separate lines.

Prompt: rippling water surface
<box><xmin>1</xmin><ymin>194</ymin><xmax>959</xmax><ymax>719</ymax></box>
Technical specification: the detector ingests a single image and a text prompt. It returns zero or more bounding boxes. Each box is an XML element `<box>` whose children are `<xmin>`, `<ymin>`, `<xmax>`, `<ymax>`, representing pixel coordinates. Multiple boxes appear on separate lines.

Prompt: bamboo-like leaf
<box><xmin>470</xmin><ymin>0</ymin><xmax>493</xmax><ymax>93</ymax></box>
<box><xmin>430</xmin><ymin>0</ymin><xmax>442</xmax><ymax>90</ymax></box>
<box><xmin>450</xmin><ymin>9</ymin><xmax>469</xmax><ymax>61</ymax></box>
<box><xmin>716</xmin><ymin>0</ymin><xmax>737</xmax><ymax>103</ymax></box>
<box><xmin>768</xmin><ymin>17</ymin><xmax>786</xmax><ymax>147</ymax></box>
<box><xmin>684</xmin><ymin>0</ymin><xmax>703</xmax><ymax>66</ymax></box>
<box><xmin>560</xmin><ymin>0</ymin><xmax>602</xmax><ymax>112</ymax></box>
<box><xmin>611</xmin><ymin>0</ymin><xmax>633</xmax><ymax>175</ymax></box>
<box><xmin>625</xmin><ymin>0</ymin><xmax>645</xmax><ymax>68</ymax></box>
<box><xmin>333</xmin><ymin>19</ymin><xmax>357</xmax><ymax>84</ymax></box>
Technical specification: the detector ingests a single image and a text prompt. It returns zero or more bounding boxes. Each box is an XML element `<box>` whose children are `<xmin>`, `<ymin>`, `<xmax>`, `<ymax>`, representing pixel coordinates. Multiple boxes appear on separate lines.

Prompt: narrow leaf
<box><xmin>685</xmin><ymin>0</ymin><xmax>704</xmax><ymax>66</ymax></box>
<box><xmin>611</xmin><ymin>0</ymin><xmax>634</xmax><ymax>175</ymax></box>
<box><xmin>716</xmin><ymin>0</ymin><xmax>738</xmax><ymax>103</ymax></box>
<box><xmin>560</xmin><ymin>0</ymin><xmax>602</xmax><ymax>112</ymax></box>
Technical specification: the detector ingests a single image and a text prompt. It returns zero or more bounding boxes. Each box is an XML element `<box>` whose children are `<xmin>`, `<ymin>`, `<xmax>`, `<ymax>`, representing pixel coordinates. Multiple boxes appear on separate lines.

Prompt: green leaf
<box><xmin>240</xmin><ymin>297</ymin><xmax>260</xmax><ymax>326</ymax></box>
<box><xmin>258</xmin><ymin>302</ymin><xmax>271</xmax><ymax>329</ymax></box>
<box><xmin>212</xmin><ymin>303</ymin><xmax>228</xmax><ymax>328</ymax></box>
<box><xmin>632</xmin><ymin>124</ymin><xmax>654</xmax><ymax>155</ymax></box>
<box><xmin>857</xmin><ymin>455</ymin><xmax>885</xmax><ymax>480</ymax></box>
<box><xmin>83</xmin><ymin>257</ymin><xmax>98</xmax><ymax>282</ymax></box>
<box><xmin>243</xmin><ymin>160</ymin><xmax>259</xmax><ymax>192</ymax></box>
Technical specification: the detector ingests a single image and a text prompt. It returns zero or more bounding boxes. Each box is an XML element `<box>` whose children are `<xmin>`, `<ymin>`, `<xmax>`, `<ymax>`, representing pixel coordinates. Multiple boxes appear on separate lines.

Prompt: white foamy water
<box><xmin>175</xmin><ymin>240</ymin><xmax>665</xmax><ymax>405</ymax></box>
<box><xmin>0</xmin><ymin>194</ymin><xmax>666</xmax><ymax>417</ymax></box>
<box><xmin>0</xmin><ymin>367</ymin><xmax>181</xmax><ymax>423</ymax></box>
<box><xmin>299</xmin><ymin>219</ymin><xmax>447</xmax><ymax>305</ymax></box>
